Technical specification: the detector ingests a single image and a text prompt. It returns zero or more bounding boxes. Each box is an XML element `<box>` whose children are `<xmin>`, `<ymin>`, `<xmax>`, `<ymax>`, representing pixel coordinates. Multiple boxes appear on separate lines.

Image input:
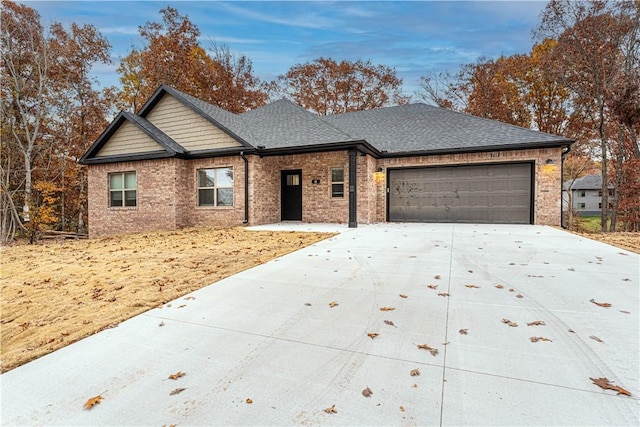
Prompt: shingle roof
<box><xmin>322</xmin><ymin>103</ymin><xmax>571</xmax><ymax>154</ymax></box>
<box><xmin>82</xmin><ymin>85</ymin><xmax>573</xmax><ymax>164</ymax></box>
<box><xmin>569</xmin><ymin>174</ymin><xmax>611</xmax><ymax>190</ymax></box>
<box><xmin>239</xmin><ymin>100</ymin><xmax>357</xmax><ymax>148</ymax></box>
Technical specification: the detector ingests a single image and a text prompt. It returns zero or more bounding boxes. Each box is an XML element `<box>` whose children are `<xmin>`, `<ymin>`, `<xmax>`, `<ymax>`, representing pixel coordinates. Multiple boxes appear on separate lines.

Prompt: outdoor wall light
<box><xmin>545</xmin><ymin>159</ymin><xmax>555</xmax><ymax>164</ymax></box>
<box><xmin>376</xmin><ymin>167</ymin><xmax>384</xmax><ymax>172</ymax></box>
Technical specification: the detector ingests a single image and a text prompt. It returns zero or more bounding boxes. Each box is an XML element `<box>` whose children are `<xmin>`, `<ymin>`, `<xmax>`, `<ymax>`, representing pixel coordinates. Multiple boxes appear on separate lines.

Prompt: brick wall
<box><xmin>87</xmin><ymin>146</ymin><xmax>564</xmax><ymax>237</ymax></box>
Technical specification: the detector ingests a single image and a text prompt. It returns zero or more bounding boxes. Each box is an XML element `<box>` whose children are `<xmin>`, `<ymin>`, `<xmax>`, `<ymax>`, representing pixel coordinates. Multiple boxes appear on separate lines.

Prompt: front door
<box><xmin>281</xmin><ymin>169</ymin><xmax>302</xmax><ymax>220</ymax></box>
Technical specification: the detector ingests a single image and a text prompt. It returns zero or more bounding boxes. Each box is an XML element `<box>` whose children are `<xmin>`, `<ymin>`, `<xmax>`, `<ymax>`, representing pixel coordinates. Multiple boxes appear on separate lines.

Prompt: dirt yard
<box><xmin>0</xmin><ymin>227</ymin><xmax>333</xmax><ymax>373</ymax></box>
<box><xmin>574</xmin><ymin>232</ymin><xmax>640</xmax><ymax>254</ymax></box>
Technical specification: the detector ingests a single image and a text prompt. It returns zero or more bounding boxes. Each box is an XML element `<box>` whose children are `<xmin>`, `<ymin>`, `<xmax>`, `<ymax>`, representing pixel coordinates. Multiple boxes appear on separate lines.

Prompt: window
<box><xmin>109</xmin><ymin>172</ymin><xmax>136</xmax><ymax>207</ymax></box>
<box><xmin>579</xmin><ymin>190</ymin><xmax>586</xmax><ymax>197</ymax></box>
<box><xmin>577</xmin><ymin>203</ymin><xmax>586</xmax><ymax>209</ymax></box>
<box><xmin>197</xmin><ymin>167</ymin><xmax>233</xmax><ymax>207</ymax></box>
<box><xmin>331</xmin><ymin>167</ymin><xmax>344</xmax><ymax>198</ymax></box>
<box><xmin>608</xmin><ymin>189</ymin><xmax>614</xmax><ymax>197</ymax></box>
<box><xmin>599</xmin><ymin>203</ymin><xmax>602</xmax><ymax>209</ymax></box>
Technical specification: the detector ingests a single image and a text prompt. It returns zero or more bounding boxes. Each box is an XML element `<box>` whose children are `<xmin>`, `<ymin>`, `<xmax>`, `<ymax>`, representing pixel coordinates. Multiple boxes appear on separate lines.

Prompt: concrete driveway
<box><xmin>2</xmin><ymin>223</ymin><xmax>638</xmax><ymax>426</ymax></box>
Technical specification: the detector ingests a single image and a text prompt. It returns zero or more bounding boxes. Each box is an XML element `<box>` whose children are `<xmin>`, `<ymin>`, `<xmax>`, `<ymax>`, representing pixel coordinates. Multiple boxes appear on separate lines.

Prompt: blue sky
<box><xmin>24</xmin><ymin>1</ymin><xmax>548</xmax><ymax>97</ymax></box>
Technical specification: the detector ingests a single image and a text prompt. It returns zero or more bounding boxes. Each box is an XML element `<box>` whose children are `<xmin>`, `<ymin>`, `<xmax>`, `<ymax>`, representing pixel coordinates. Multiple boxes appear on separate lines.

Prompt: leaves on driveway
<box><xmin>170</xmin><ymin>388</ymin><xmax>186</xmax><ymax>395</ymax></box>
<box><xmin>459</xmin><ymin>328</ymin><xmax>468</xmax><ymax>335</ymax></box>
<box><xmin>367</xmin><ymin>332</ymin><xmax>379</xmax><ymax>339</ymax></box>
<box><xmin>437</xmin><ymin>292</ymin><xmax>449</xmax><ymax>297</ymax></box>
<box><xmin>495</xmin><ymin>284</ymin><xmax>504</xmax><ymax>289</ymax></box>
<box><xmin>427</xmin><ymin>285</ymin><xmax>438</xmax><ymax>290</ymax></box>
<box><xmin>434</xmin><ymin>275</ymin><xmax>441</xmax><ymax>280</ymax></box>
<box><xmin>410</xmin><ymin>368</ymin><xmax>420</xmax><ymax>376</ymax></box>
<box><xmin>465</xmin><ymin>284</ymin><xmax>480</xmax><ymax>289</ymax></box>
<box><xmin>324</xmin><ymin>404</ymin><xmax>337</xmax><ymax>414</ymax></box>
<box><xmin>329</xmin><ymin>301</ymin><xmax>339</xmax><ymax>308</ymax></box>
<box><xmin>417</xmin><ymin>343</ymin><xmax>439</xmax><ymax>356</ymax></box>
<box><xmin>362</xmin><ymin>386</ymin><xmax>373</xmax><ymax>397</ymax></box>
<box><xmin>246</xmin><ymin>398</ymin><xmax>253</xmax><ymax>404</ymax></box>
<box><xmin>590</xmin><ymin>335</ymin><xmax>604</xmax><ymax>343</ymax></box>
<box><xmin>527</xmin><ymin>321</ymin><xmax>546</xmax><ymax>326</ymax></box>
<box><xmin>380</xmin><ymin>306</ymin><xmax>395</xmax><ymax>311</ymax></box>
<box><xmin>530</xmin><ymin>336</ymin><xmax>552</xmax><ymax>343</ymax></box>
<box><xmin>590</xmin><ymin>377</ymin><xmax>632</xmax><ymax>396</ymax></box>
<box><xmin>384</xmin><ymin>320</ymin><xmax>396</xmax><ymax>327</ymax></box>
<box><xmin>502</xmin><ymin>319</ymin><xmax>518</xmax><ymax>327</ymax></box>
<box><xmin>590</xmin><ymin>299</ymin><xmax>611</xmax><ymax>308</ymax></box>
<box><xmin>168</xmin><ymin>371</ymin><xmax>185</xmax><ymax>380</ymax></box>
<box><xmin>399</xmin><ymin>294</ymin><xmax>408</xmax><ymax>298</ymax></box>
<box><xmin>83</xmin><ymin>394</ymin><xmax>104</xmax><ymax>409</ymax></box>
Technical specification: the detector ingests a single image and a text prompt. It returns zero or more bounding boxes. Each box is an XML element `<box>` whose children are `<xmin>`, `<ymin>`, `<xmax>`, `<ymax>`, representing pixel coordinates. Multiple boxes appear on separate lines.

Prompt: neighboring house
<box><xmin>80</xmin><ymin>85</ymin><xmax>573</xmax><ymax>237</ymax></box>
<box><xmin>563</xmin><ymin>174</ymin><xmax>614</xmax><ymax>216</ymax></box>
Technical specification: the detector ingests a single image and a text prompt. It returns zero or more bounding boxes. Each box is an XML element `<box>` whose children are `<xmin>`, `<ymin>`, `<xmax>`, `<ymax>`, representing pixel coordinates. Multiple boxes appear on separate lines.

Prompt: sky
<box><xmin>23</xmin><ymin>0</ymin><xmax>550</xmax><ymax>98</ymax></box>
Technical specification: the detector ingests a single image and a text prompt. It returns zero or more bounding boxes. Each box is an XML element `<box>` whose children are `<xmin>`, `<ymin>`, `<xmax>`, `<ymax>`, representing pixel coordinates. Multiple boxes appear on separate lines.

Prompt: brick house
<box><xmin>80</xmin><ymin>85</ymin><xmax>573</xmax><ymax>237</ymax></box>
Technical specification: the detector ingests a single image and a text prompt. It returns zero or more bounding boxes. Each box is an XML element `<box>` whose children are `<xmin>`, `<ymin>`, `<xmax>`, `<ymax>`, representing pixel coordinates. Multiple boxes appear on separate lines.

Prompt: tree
<box><xmin>536</xmin><ymin>0</ymin><xmax>636</xmax><ymax>232</ymax></box>
<box><xmin>117</xmin><ymin>6</ymin><xmax>268</xmax><ymax>113</ymax></box>
<box><xmin>280</xmin><ymin>57</ymin><xmax>408</xmax><ymax>115</ymax></box>
<box><xmin>1</xmin><ymin>0</ymin><xmax>52</xmax><ymax>243</ymax></box>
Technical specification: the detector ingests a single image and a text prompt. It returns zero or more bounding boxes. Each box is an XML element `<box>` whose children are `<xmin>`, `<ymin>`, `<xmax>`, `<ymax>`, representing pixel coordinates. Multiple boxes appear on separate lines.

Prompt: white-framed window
<box><xmin>197</xmin><ymin>167</ymin><xmax>233</xmax><ymax>207</ymax></box>
<box><xmin>330</xmin><ymin>167</ymin><xmax>344</xmax><ymax>198</ymax></box>
<box><xmin>579</xmin><ymin>190</ymin><xmax>586</xmax><ymax>197</ymax></box>
<box><xmin>577</xmin><ymin>203</ymin><xmax>586</xmax><ymax>209</ymax></box>
<box><xmin>109</xmin><ymin>171</ymin><xmax>137</xmax><ymax>207</ymax></box>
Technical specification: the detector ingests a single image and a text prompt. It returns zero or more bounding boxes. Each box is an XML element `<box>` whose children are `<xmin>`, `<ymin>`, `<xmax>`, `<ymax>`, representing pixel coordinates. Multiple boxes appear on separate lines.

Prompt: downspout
<box><xmin>240</xmin><ymin>152</ymin><xmax>249</xmax><ymax>224</ymax></box>
<box><xmin>561</xmin><ymin>144</ymin><xmax>571</xmax><ymax>229</ymax></box>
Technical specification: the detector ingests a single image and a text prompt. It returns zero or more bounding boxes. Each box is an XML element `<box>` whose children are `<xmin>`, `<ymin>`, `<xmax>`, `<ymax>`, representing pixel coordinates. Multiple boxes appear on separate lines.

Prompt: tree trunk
<box><xmin>609</xmin><ymin>127</ymin><xmax>625</xmax><ymax>231</ymax></box>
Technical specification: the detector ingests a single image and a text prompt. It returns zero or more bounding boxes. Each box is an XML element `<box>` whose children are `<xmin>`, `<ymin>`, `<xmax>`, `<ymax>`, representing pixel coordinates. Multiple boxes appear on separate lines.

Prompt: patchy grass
<box><xmin>0</xmin><ymin>227</ymin><xmax>334</xmax><ymax>373</ymax></box>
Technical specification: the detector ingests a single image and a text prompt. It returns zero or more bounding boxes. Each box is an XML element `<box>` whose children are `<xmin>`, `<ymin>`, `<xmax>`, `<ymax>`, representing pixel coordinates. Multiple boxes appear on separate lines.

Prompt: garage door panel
<box><xmin>389</xmin><ymin>163</ymin><xmax>532</xmax><ymax>224</ymax></box>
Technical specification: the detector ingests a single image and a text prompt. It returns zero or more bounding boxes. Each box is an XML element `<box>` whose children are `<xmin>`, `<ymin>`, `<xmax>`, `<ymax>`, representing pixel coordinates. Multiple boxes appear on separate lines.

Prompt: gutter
<box><xmin>561</xmin><ymin>144</ymin><xmax>572</xmax><ymax>229</ymax></box>
<box><xmin>240</xmin><ymin>151</ymin><xmax>249</xmax><ymax>224</ymax></box>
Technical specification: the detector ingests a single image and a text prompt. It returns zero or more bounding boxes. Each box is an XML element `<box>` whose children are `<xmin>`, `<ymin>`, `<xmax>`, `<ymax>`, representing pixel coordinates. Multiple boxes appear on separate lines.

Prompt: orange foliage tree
<box><xmin>280</xmin><ymin>57</ymin><xmax>408</xmax><ymax>115</ymax></box>
<box><xmin>117</xmin><ymin>6</ymin><xmax>269</xmax><ymax>113</ymax></box>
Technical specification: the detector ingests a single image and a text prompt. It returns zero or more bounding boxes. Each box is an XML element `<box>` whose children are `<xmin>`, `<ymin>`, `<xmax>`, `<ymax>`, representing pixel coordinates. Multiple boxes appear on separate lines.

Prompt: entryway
<box><xmin>281</xmin><ymin>169</ymin><xmax>302</xmax><ymax>220</ymax></box>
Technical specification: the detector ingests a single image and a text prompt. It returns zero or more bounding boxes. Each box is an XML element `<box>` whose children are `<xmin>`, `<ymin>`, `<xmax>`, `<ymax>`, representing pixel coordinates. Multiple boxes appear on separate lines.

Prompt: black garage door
<box><xmin>388</xmin><ymin>163</ymin><xmax>532</xmax><ymax>224</ymax></box>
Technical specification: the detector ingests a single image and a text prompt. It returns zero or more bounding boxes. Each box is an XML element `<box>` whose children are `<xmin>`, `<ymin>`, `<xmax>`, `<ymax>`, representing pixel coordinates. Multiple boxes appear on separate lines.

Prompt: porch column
<box><xmin>348</xmin><ymin>149</ymin><xmax>357</xmax><ymax>228</ymax></box>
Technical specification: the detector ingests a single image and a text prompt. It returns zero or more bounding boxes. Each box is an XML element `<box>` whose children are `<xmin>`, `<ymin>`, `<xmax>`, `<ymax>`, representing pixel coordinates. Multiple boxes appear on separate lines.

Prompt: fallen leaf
<box><xmin>590</xmin><ymin>335</ymin><xmax>604</xmax><ymax>343</ymax></box>
<box><xmin>159</xmin><ymin>321</ymin><xmax>165</xmax><ymax>327</ymax></box>
<box><xmin>568</xmin><ymin>268</ymin><xmax>575</xmax><ymax>271</ymax></box>
<box><xmin>530</xmin><ymin>336</ymin><xmax>553</xmax><ymax>343</ymax></box>
<box><xmin>417</xmin><ymin>343</ymin><xmax>439</xmax><ymax>356</ymax></box>
<box><xmin>501</xmin><ymin>319</ymin><xmax>518</xmax><ymax>327</ymax></box>
<box><xmin>508</xmin><ymin>288</ymin><xmax>515</xmax><ymax>292</ymax></box>
<box><xmin>367</xmin><ymin>332</ymin><xmax>379</xmax><ymax>339</ymax></box>
<box><xmin>177</xmin><ymin>305</ymin><xmax>186</xmax><ymax>309</ymax></box>
<box><xmin>380</xmin><ymin>306</ymin><xmax>395</xmax><ymax>311</ymax></box>
<box><xmin>399</xmin><ymin>405</ymin><xmax>405</xmax><ymax>412</ymax></box>
<box><xmin>619</xmin><ymin>310</ymin><xmax>630</xmax><ymax>314</ymax></box>
<box><xmin>246</xmin><ymin>398</ymin><xmax>253</xmax><ymax>404</ymax></box>
<box><xmin>304</xmin><ymin>302</ymin><xmax>312</xmax><ymax>306</ymax></box>
<box><xmin>495</xmin><ymin>284</ymin><xmax>504</xmax><ymax>289</ymax></box>
<box><xmin>329</xmin><ymin>301</ymin><xmax>339</xmax><ymax>308</ymax></box>
<box><xmin>170</xmin><ymin>388</ymin><xmax>186</xmax><ymax>395</ymax></box>
<box><xmin>590</xmin><ymin>299</ymin><xmax>611</xmax><ymax>308</ymax></box>
<box><xmin>427</xmin><ymin>285</ymin><xmax>438</xmax><ymax>290</ymax></box>
<box><xmin>437</xmin><ymin>292</ymin><xmax>449</xmax><ymax>297</ymax></box>
<box><xmin>458</xmin><ymin>328</ymin><xmax>468</xmax><ymax>335</ymax></box>
<box><xmin>434</xmin><ymin>275</ymin><xmax>441</xmax><ymax>280</ymax></box>
<box><xmin>527</xmin><ymin>321</ymin><xmax>546</xmax><ymax>326</ymax></box>
<box><xmin>399</xmin><ymin>294</ymin><xmax>408</xmax><ymax>298</ymax></box>
<box><xmin>568</xmin><ymin>328</ymin><xmax>575</xmax><ymax>333</ymax></box>
<box><xmin>168</xmin><ymin>371</ymin><xmax>186</xmax><ymax>380</ymax></box>
<box><xmin>515</xmin><ymin>294</ymin><xmax>524</xmax><ymax>298</ymax></box>
<box><xmin>324</xmin><ymin>404</ymin><xmax>337</xmax><ymax>414</ymax></box>
<box><xmin>410</xmin><ymin>368</ymin><xmax>421</xmax><ymax>376</ymax></box>
<box><xmin>184</xmin><ymin>296</ymin><xmax>195</xmax><ymax>300</ymax></box>
<box><xmin>465</xmin><ymin>284</ymin><xmax>480</xmax><ymax>289</ymax></box>
<box><xmin>362</xmin><ymin>386</ymin><xmax>373</xmax><ymax>397</ymax></box>
<box><xmin>384</xmin><ymin>320</ymin><xmax>396</xmax><ymax>327</ymax></box>
<box><xmin>83</xmin><ymin>394</ymin><xmax>104</xmax><ymax>409</ymax></box>
<box><xmin>590</xmin><ymin>377</ymin><xmax>632</xmax><ymax>396</ymax></box>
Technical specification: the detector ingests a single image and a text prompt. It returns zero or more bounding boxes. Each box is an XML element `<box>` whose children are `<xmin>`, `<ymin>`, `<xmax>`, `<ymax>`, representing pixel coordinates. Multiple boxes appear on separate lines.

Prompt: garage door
<box><xmin>388</xmin><ymin>163</ymin><xmax>532</xmax><ymax>224</ymax></box>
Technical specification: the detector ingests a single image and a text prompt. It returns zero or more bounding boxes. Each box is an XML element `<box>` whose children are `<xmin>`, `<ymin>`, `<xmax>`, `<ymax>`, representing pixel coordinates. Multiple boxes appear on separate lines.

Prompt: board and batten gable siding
<box><xmin>145</xmin><ymin>94</ymin><xmax>242</xmax><ymax>151</ymax></box>
<box><xmin>95</xmin><ymin>121</ymin><xmax>161</xmax><ymax>157</ymax></box>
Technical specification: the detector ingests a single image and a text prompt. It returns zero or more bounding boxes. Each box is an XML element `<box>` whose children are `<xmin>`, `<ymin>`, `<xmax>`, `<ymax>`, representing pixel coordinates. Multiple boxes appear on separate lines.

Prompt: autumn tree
<box><xmin>1</xmin><ymin>0</ymin><xmax>51</xmax><ymax>242</ymax></box>
<box><xmin>536</xmin><ymin>0</ymin><xmax>637</xmax><ymax>232</ymax></box>
<box><xmin>280</xmin><ymin>57</ymin><xmax>408</xmax><ymax>115</ymax></box>
<box><xmin>118</xmin><ymin>6</ymin><xmax>268</xmax><ymax>113</ymax></box>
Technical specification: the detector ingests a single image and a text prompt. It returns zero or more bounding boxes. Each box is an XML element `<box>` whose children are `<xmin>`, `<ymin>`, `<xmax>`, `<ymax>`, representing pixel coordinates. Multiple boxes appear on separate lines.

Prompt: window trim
<box><xmin>109</xmin><ymin>171</ymin><xmax>137</xmax><ymax>208</ymax></box>
<box><xmin>330</xmin><ymin>167</ymin><xmax>345</xmax><ymax>199</ymax></box>
<box><xmin>197</xmin><ymin>166</ymin><xmax>234</xmax><ymax>208</ymax></box>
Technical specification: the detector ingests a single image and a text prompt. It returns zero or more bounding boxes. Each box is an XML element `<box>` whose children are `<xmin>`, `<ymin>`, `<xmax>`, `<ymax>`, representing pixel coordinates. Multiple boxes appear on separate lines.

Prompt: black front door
<box><xmin>281</xmin><ymin>169</ymin><xmax>302</xmax><ymax>220</ymax></box>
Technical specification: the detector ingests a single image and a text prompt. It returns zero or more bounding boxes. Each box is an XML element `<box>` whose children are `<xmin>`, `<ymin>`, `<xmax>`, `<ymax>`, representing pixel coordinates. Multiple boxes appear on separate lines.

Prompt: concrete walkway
<box><xmin>1</xmin><ymin>224</ymin><xmax>638</xmax><ymax>426</ymax></box>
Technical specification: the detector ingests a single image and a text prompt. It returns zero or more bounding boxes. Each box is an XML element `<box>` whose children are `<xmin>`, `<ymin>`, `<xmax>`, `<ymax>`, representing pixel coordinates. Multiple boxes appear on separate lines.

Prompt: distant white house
<box><xmin>563</xmin><ymin>174</ymin><xmax>614</xmax><ymax>216</ymax></box>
